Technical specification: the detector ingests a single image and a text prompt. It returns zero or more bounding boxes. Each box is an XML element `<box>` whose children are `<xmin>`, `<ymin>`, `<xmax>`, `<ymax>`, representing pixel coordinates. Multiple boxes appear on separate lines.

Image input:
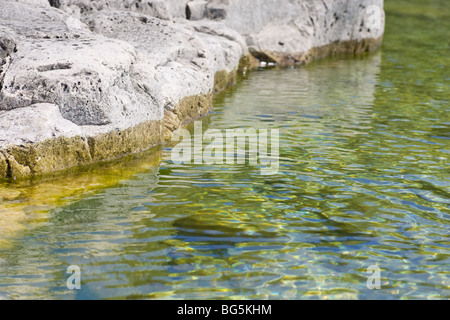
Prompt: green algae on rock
<box><xmin>0</xmin><ymin>144</ymin><xmax>162</xmax><ymax>248</ymax></box>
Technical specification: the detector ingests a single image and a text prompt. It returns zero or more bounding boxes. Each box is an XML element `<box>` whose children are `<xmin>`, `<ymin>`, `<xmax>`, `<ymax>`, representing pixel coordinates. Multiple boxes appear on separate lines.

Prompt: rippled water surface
<box><xmin>0</xmin><ymin>0</ymin><xmax>449</xmax><ymax>299</ymax></box>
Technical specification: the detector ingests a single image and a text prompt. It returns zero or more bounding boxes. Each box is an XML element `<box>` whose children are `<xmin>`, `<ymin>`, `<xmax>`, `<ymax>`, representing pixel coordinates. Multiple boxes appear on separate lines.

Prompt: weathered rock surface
<box><xmin>53</xmin><ymin>0</ymin><xmax>385</xmax><ymax>65</ymax></box>
<box><xmin>215</xmin><ymin>0</ymin><xmax>385</xmax><ymax>65</ymax></box>
<box><xmin>83</xmin><ymin>10</ymin><xmax>245</xmax><ymax>109</ymax></box>
<box><xmin>47</xmin><ymin>0</ymin><xmax>189</xmax><ymax>20</ymax></box>
<box><xmin>0</xmin><ymin>0</ymin><xmax>385</xmax><ymax>179</ymax></box>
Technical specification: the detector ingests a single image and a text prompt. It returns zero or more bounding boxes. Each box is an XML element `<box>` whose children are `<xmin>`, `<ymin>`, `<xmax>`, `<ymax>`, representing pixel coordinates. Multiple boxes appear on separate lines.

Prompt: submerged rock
<box><xmin>0</xmin><ymin>0</ymin><xmax>385</xmax><ymax>178</ymax></box>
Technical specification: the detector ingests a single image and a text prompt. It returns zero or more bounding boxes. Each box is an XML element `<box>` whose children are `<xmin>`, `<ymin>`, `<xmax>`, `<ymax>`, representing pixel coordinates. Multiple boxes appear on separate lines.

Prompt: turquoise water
<box><xmin>0</xmin><ymin>0</ymin><xmax>448</xmax><ymax>299</ymax></box>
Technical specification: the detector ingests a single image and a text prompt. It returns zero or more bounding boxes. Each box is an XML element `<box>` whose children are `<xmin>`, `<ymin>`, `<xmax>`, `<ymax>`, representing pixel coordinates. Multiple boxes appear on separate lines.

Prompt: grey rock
<box><xmin>84</xmin><ymin>10</ymin><xmax>245</xmax><ymax>110</ymax></box>
<box><xmin>50</xmin><ymin>0</ymin><xmax>174</xmax><ymax>20</ymax></box>
<box><xmin>205</xmin><ymin>0</ymin><xmax>228</xmax><ymax>20</ymax></box>
<box><xmin>53</xmin><ymin>0</ymin><xmax>192</xmax><ymax>19</ymax></box>
<box><xmin>0</xmin><ymin>103</ymin><xmax>82</xmax><ymax>148</ymax></box>
<box><xmin>0</xmin><ymin>0</ymin><xmax>246</xmax><ymax>155</ymax></box>
<box><xmin>15</xmin><ymin>0</ymin><xmax>49</xmax><ymax>7</ymax></box>
<box><xmin>0</xmin><ymin>0</ymin><xmax>385</xmax><ymax>177</ymax></box>
<box><xmin>0</xmin><ymin>1</ymin><xmax>163</xmax><ymax>130</ymax></box>
<box><xmin>218</xmin><ymin>0</ymin><xmax>385</xmax><ymax>64</ymax></box>
<box><xmin>186</xmin><ymin>1</ymin><xmax>208</xmax><ymax>21</ymax></box>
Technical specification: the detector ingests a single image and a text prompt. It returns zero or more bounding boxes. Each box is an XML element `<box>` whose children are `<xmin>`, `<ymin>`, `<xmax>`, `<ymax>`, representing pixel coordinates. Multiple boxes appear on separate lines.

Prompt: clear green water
<box><xmin>0</xmin><ymin>0</ymin><xmax>449</xmax><ymax>299</ymax></box>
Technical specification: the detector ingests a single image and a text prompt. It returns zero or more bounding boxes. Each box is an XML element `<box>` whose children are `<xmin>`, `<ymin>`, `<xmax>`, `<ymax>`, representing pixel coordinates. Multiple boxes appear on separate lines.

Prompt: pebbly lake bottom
<box><xmin>0</xmin><ymin>0</ymin><xmax>449</xmax><ymax>300</ymax></box>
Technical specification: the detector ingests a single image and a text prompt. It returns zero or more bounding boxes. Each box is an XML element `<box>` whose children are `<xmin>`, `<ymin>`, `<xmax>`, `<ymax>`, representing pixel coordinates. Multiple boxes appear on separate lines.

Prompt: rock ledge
<box><xmin>0</xmin><ymin>0</ymin><xmax>384</xmax><ymax>179</ymax></box>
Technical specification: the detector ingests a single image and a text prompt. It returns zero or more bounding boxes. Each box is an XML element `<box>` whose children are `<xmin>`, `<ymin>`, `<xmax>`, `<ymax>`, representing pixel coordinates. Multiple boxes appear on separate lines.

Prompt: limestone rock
<box><xmin>205</xmin><ymin>0</ymin><xmax>228</xmax><ymax>20</ymax></box>
<box><xmin>15</xmin><ymin>0</ymin><xmax>49</xmax><ymax>7</ymax></box>
<box><xmin>0</xmin><ymin>1</ymin><xmax>163</xmax><ymax>129</ymax></box>
<box><xmin>0</xmin><ymin>0</ymin><xmax>385</xmax><ymax>178</ymax></box>
<box><xmin>49</xmin><ymin>0</ymin><xmax>174</xmax><ymax>20</ymax></box>
<box><xmin>186</xmin><ymin>1</ymin><xmax>208</xmax><ymax>21</ymax></box>
<box><xmin>0</xmin><ymin>104</ymin><xmax>82</xmax><ymax>148</ymax></box>
<box><xmin>43</xmin><ymin>0</ymin><xmax>386</xmax><ymax>66</ymax></box>
<box><xmin>84</xmin><ymin>10</ymin><xmax>245</xmax><ymax>109</ymax></box>
<box><xmin>219</xmin><ymin>0</ymin><xmax>385</xmax><ymax>65</ymax></box>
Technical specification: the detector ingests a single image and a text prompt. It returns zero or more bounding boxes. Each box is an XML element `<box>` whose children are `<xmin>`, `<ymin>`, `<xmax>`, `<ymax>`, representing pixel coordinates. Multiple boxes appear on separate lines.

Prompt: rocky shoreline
<box><xmin>0</xmin><ymin>0</ymin><xmax>384</xmax><ymax>179</ymax></box>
